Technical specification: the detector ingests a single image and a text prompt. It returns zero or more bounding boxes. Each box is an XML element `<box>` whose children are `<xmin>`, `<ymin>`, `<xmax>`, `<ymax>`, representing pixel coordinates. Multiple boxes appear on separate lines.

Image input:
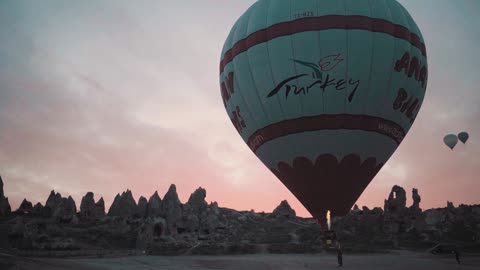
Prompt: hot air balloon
<box><xmin>444</xmin><ymin>134</ymin><xmax>458</xmax><ymax>150</ymax></box>
<box><xmin>220</xmin><ymin>0</ymin><xmax>428</xmax><ymax>230</ymax></box>
<box><xmin>458</xmin><ymin>132</ymin><xmax>469</xmax><ymax>144</ymax></box>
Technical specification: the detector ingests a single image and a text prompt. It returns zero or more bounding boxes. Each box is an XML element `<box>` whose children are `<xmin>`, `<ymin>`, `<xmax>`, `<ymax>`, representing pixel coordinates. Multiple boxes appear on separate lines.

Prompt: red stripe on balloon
<box><xmin>271</xmin><ymin>154</ymin><xmax>384</xmax><ymax>221</ymax></box>
<box><xmin>247</xmin><ymin>114</ymin><xmax>406</xmax><ymax>153</ymax></box>
<box><xmin>220</xmin><ymin>15</ymin><xmax>426</xmax><ymax>74</ymax></box>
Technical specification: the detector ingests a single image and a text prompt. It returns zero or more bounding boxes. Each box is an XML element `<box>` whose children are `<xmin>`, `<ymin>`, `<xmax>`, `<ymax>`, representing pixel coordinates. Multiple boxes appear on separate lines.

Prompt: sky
<box><xmin>0</xmin><ymin>0</ymin><xmax>479</xmax><ymax>217</ymax></box>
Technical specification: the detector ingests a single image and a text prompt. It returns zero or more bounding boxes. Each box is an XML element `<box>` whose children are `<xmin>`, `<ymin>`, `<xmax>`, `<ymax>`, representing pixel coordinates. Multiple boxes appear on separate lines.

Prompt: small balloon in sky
<box><xmin>220</xmin><ymin>0</ymin><xmax>428</xmax><ymax>230</ymax></box>
<box><xmin>443</xmin><ymin>134</ymin><xmax>458</xmax><ymax>150</ymax></box>
<box><xmin>458</xmin><ymin>132</ymin><xmax>469</xmax><ymax>144</ymax></box>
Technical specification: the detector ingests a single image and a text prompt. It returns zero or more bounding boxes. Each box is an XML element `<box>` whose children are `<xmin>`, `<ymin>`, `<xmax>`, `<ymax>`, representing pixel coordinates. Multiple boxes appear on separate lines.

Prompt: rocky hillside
<box><xmin>0</xmin><ymin>176</ymin><xmax>479</xmax><ymax>256</ymax></box>
<box><xmin>334</xmin><ymin>186</ymin><xmax>480</xmax><ymax>252</ymax></box>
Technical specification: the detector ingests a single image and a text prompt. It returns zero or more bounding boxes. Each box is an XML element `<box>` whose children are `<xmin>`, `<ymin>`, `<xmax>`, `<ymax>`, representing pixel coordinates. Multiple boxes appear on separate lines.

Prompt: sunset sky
<box><xmin>1</xmin><ymin>0</ymin><xmax>479</xmax><ymax>217</ymax></box>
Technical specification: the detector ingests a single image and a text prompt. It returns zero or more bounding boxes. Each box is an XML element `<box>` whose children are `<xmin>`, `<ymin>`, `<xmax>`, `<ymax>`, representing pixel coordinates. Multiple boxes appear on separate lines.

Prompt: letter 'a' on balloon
<box><xmin>444</xmin><ymin>134</ymin><xmax>458</xmax><ymax>150</ymax></box>
<box><xmin>458</xmin><ymin>132</ymin><xmax>469</xmax><ymax>144</ymax></box>
<box><xmin>220</xmin><ymin>0</ymin><xmax>428</xmax><ymax>230</ymax></box>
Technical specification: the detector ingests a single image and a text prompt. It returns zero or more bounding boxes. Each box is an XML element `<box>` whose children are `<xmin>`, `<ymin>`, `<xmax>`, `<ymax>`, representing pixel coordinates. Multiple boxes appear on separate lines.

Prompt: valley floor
<box><xmin>1</xmin><ymin>251</ymin><xmax>480</xmax><ymax>270</ymax></box>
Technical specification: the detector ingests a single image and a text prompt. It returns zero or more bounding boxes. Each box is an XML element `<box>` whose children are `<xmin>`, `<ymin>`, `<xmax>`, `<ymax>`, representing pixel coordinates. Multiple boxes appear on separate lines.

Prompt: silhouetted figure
<box><xmin>336</xmin><ymin>241</ymin><xmax>343</xmax><ymax>267</ymax></box>
<box><xmin>453</xmin><ymin>250</ymin><xmax>460</xmax><ymax>264</ymax></box>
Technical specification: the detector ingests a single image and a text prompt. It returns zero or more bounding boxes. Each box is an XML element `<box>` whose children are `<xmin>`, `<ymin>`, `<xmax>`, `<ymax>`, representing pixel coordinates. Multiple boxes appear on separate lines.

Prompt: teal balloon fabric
<box><xmin>219</xmin><ymin>0</ymin><xmax>428</xmax><ymax>225</ymax></box>
<box><xmin>458</xmin><ymin>132</ymin><xmax>469</xmax><ymax>144</ymax></box>
<box><xmin>444</xmin><ymin>134</ymin><xmax>458</xmax><ymax>150</ymax></box>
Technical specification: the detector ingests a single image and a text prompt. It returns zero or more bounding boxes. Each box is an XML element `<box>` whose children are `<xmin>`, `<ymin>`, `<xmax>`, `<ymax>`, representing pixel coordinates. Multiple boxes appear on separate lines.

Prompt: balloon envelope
<box><xmin>220</xmin><ymin>0</ymin><xmax>427</xmax><ymax>226</ymax></box>
<box><xmin>458</xmin><ymin>132</ymin><xmax>469</xmax><ymax>144</ymax></box>
<box><xmin>443</xmin><ymin>134</ymin><xmax>458</xmax><ymax>150</ymax></box>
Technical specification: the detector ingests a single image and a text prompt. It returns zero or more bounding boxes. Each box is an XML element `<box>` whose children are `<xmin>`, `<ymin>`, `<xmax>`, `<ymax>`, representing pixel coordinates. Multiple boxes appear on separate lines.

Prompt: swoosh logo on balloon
<box><xmin>247</xmin><ymin>114</ymin><xmax>406</xmax><ymax>152</ymax></box>
<box><xmin>290</xmin><ymin>59</ymin><xmax>323</xmax><ymax>79</ymax></box>
<box><xmin>220</xmin><ymin>15</ymin><xmax>426</xmax><ymax>74</ymax></box>
<box><xmin>266</xmin><ymin>55</ymin><xmax>360</xmax><ymax>101</ymax></box>
<box><xmin>266</xmin><ymin>74</ymin><xmax>309</xmax><ymax>98</ymax></box>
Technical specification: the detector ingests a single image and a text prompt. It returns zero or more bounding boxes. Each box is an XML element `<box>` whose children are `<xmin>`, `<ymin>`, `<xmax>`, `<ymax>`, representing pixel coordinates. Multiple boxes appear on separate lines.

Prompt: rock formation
<box><xmin>17</xmin><ymin>199</ymin><xmax>34</xmax><ymax>214</ymax></box>
<box><xmin>272</xmin><ymin>200</ymin><xmax>296</xmax><ymax>218</ymax></box>
<box><xmin>147</xmin><ymin>191</ymin><xmax>162</xmax><ymax>217</ymax></box>
<box><xmin>410</xmin><ymin>188</ymin><xmax>421</xmax><ymax>212</ymax></box>
<box><xmin>32</xmin><ymin>203</ymin><xmax>44</xmax><ymax>216</ymax></box>
<box><xmin>136</xmin><ymin>196</ymin><xmax>148</xmax><ymax>218</ymax></box>
<box><xmin>201</xmin><ymin>201</ymin><xmax>225</xmax><ymax>233</ymax></box>
<box><xmin>108</xmin><ymin>190</ymin><xmax>137</xmax><ymax>218</ymax></box>
<box><xmin>0</xmin><ymin>175</ymin><xmax>11</xmax><ymax>217</ymax></box>
<box><xmin>136</xmin><ymin>217</ymin><xmax>167</xmax><ymax>250</ymax></box>
<box><xmin>160</xmin><ymin>184</ymin><xmax>182</xmax><ymax>234</ymax></box>
<box><xmin>180</xmin><ymin>203</ymin><xmax>200</xmax><ymax>232</ymax></box>
<box><xmin>53</xmin><ymin>196</ymin><xmax>77</xmax><ymax>222</ymax></box>
<box><xmin>92</xmin><ymin>197</ymin><xmax>105</xmax><ymax>219</ymax></box>
<box><xmin>384</xmin><ymin>185</ymin><xmax>407</xmax><ymax>214</ymax></box>
<box><xmin>447</xmin><ymin>201</ymin><xmax>455</xmax><ymax>210</ymax></box>
<box><xmin>108</xmin><ymin>194</ymin><xmax>120</xmax><ymax>215</ymax></box>
<box><xmin>80</xmin><ymin>192</ymin><xmax>105</xmax><ymax>221</ymax></box>
<box><xmin>44</xmin><ymin>191</ymin><xmax>63</xmax><ymax>217</ymax></box>
<box><xmin>383</xmin><ymin>186</ymin><xmax>425</xmax><ymax>236</ymax></box>
<box><xmin>1</xmin><ymin>178</ymin><xmax>479</xmax><ymax>255</ymax></box>
<box><xmin>80</xmin><ymin>192</ymin><xmax>95</xmax><ymax>220</ymax></box>
<box><xmin>187</xmin><ymin>187</ymin><xmax>208</xmax><ymax>214</ymax></box>
<box><xmin>362</xmin><ymin>206</ymin><xmax>371</xmax><ymax>212</ymax></box>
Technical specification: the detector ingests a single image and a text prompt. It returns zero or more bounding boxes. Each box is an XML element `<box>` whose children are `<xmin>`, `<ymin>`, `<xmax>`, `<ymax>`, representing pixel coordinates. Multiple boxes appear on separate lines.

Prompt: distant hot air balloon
<box><xmin>220</xmin><ymin>0</ymin><xmax>428</xmax><ymax>230</ymax></box>
<box><xmin>443</xmin><ymin>134</ymin><xmax>458</xmax><ymax>150</ymax></box>
<box><xmin>458</xmin><ymin>132</ymin><xmax>469</xmax><ymax>144</ymax></box>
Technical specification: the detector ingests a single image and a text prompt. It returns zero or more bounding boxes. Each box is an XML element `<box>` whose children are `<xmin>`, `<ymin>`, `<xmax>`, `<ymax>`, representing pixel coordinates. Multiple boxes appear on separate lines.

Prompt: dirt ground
<box><xmin>1</xmin><ymin>251</ymin><xmax>479</xmax><ymax>270</ymax></box>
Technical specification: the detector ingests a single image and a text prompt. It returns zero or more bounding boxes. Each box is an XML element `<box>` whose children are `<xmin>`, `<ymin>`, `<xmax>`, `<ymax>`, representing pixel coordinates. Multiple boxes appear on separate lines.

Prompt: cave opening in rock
<box><xmin>153</xmin><ymin>224</ymin><xmax>163</xmax><ymax>236</ymax></box>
